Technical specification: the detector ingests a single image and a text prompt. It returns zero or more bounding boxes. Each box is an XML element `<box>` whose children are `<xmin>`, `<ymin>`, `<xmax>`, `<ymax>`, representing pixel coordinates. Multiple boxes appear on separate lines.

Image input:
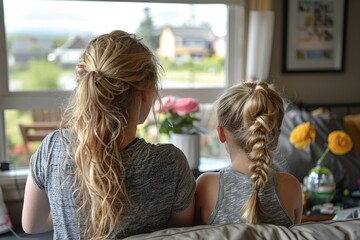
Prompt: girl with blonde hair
<box><xmin>195</xmin><ymin>81</ymin><xmax>302</xmax><ymax>226</ymax></box>
<box><xmin>22</xmin><ymin>30</ymin><xmax>195</xmax><ymax>239</ymax></box>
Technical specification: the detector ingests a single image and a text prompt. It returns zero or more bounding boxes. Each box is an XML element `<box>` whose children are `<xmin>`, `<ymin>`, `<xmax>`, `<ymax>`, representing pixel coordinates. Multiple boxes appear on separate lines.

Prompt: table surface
<box><xmin>301</xmin><ymin>213</ymin><xmax>335</xmax><ymax>222</ymax></box>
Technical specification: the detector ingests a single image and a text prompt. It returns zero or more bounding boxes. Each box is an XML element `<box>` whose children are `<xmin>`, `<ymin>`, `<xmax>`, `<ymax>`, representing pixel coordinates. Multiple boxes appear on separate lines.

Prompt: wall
<box><xmin>271</xmin><ymin>0</ymin><xmax>360</xmax><ymax>104</ymax></box>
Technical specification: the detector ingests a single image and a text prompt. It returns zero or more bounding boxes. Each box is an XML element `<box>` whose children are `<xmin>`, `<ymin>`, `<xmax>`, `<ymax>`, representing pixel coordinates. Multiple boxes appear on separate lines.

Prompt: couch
<box><xmin>124</xmin><ymin>219</ymin><xmax>360</xmax><ymax>240</ymax></box>
<box><xmin>124</xmin><ymin>206</ymin><xmax>360</xmax><ymax>240</ymax></box>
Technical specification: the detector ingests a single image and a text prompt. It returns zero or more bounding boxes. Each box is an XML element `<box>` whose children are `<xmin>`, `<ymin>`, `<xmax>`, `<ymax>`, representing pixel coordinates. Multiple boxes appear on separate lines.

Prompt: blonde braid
<box><xmin>242</xmin><ymin>111</ymin><xmax>272</xmax><ymax>223</ymax></box>
<box><xmin>217</xmin><ymin>81</ymin><xmax>284</xmax><ymax>224</ymax></box>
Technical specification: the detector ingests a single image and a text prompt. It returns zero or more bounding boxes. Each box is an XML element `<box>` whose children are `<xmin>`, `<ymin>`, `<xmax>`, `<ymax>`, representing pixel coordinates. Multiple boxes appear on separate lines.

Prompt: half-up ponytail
<box><xmin>60</xmin><ymin>30</ymin><xmax>160</xmax><ymax>239</ymax></box>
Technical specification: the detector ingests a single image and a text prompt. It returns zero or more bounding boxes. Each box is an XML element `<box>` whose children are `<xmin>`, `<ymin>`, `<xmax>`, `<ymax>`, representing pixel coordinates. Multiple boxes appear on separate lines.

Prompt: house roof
<box><xmin>169</xmin><ymin>27</ymin><xmax>216</xmax><ymax>41</ymax></box>
<box><xmin>59</xmin><ymin>34</ymin><xmax>93</xmax><ymax>50</ymax></box>
<box><xmin>12</xmin><ymin>39</ymin><xmax>53</xmax><ymax>53</ymax></box>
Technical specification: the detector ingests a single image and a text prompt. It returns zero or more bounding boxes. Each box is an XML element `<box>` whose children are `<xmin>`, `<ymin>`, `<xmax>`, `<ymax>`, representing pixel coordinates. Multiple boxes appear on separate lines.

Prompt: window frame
<box><xmin>0</xmin><ymin>0</ymin><xmax>246</xmax><ymax>164</ymax></box>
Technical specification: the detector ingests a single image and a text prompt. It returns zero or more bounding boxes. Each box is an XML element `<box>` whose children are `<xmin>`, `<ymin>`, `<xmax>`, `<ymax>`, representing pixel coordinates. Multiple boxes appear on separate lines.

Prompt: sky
<box><xmin>3</xmin><ymin>0</ymin><xmax>227</xmax><ymax>37</ymax></box>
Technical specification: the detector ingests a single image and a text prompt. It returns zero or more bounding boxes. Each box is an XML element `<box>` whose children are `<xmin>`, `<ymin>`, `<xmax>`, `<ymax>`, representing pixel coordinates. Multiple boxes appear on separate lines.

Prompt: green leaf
<box><xmin>159</xmin><ymin>119</ymin><xmax>172</xmax><ymax>134</ymax></box>
<box><xmin>158</xmin><ymin>111</ymin><xmax>204</xmax><ymax>135</ymax></box>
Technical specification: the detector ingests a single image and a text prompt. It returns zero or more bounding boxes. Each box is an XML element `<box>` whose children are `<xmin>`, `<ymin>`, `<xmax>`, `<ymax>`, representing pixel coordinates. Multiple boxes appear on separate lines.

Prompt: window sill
<box><xmin>0</xmin><ymin>157</ymin><xmax>230</xmax><ymax>189</ymax></box>
<box><xmin>0</xmin><ymin>168</ymin><xmax>28</xmax><ymax>187</ymax></box>
<box><xmin>0</xmin><ymin>158</ymin><xmax>230</xmax><ymax>185</ymax></box>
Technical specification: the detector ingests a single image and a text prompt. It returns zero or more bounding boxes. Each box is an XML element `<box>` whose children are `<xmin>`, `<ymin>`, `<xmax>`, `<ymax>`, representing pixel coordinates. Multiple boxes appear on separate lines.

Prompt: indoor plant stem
<box><xmin>316</xmin><ymin>147</ymin><xmax>330</xmax><ymax>166</ymax></box>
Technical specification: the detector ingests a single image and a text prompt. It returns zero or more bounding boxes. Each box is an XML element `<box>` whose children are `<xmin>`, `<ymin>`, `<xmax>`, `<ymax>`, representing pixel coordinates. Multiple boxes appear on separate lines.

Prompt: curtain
<box><xmin>246</xmin><ymin>0</ymin><xmax>275</xmax><ymax>81</ymax></box>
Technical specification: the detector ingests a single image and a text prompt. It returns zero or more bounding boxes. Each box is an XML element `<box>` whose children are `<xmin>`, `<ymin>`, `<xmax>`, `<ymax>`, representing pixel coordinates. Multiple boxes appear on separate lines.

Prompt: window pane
<box><xmin>4</xmin><ymin>0</ymin><xmax>227</xmax><ymax>92</ymax></box>
<box><xmin>5</xmin><ymin>108</ymin><xmax>61</xmax><ymax>168</ymax></box>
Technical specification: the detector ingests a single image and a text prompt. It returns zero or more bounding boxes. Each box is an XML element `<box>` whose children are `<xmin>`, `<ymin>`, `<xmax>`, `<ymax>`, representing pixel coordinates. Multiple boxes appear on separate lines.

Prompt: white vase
<box><xmin>171</xmin><ymin>133</ymin><xmax>200</xmax><ymax>170</ymax></box>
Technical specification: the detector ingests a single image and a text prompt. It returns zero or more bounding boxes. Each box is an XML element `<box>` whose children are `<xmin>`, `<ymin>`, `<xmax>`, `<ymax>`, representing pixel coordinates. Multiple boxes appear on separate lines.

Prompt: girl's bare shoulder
<box><xmin>196</xmin><ymin>172</ymin><xmax>219</xmax><ymax>187</ymax></box>
<box><xmin>276</xmin><ymin>172</ymin><xmax>300</xmax><ymax>182</ymax></box>
<box><xmin>276</xmin><ymin>172</ymin><xmax>302</xmax><ymax>192</ymax></box>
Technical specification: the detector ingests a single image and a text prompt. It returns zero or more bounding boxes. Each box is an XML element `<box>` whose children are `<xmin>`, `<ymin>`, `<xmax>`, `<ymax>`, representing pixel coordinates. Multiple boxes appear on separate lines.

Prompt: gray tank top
<box><xmin>208</xmin><ymin>167</ymin><xmax>293</xmax><ymax>227</ymax></box>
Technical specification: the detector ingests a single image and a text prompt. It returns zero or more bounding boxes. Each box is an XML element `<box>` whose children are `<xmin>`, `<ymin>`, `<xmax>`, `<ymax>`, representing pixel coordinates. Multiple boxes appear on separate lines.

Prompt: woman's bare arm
<box><xmin>22</xmin><ymin>174</ymin><xmax>53</xmax><ymax>234</ymax></box>
<box><xmin>168</xmin><ymin>193</ymin><xmax>195</xmax><ymax>227</ymax></box>
<box><xmin>194</xmin><ymin>172</ymin><xmax>219</xmax><ymax>225</ymax></box>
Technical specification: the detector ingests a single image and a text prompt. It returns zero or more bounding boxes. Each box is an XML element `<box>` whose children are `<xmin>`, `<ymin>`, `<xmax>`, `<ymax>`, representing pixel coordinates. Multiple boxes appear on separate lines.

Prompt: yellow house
<box><xmin>158</xmin><ymin>26</ymin><xmax>217</xmax><ymax>61</ymax></box>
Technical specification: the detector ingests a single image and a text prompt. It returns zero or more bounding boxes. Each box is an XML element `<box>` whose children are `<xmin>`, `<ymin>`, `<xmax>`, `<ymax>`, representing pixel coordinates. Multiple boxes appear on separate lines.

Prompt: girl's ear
<box><xmin>217</xmin><ymin>127</ymin><xmax>226</xmax><ymax>143</ymax></box>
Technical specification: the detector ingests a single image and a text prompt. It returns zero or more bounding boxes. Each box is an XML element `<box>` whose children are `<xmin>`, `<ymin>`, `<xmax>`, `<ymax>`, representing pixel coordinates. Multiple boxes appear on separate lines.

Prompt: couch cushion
<box><xmin>274</xmin><ymin>105</ymin><xmax>314</xmax><ymax>181</ymax></box>
<box><xmin>344</xmin><ymin>114</ymin><xmax>360</xmax><ymax>154</ymax></box>
<box><xmin>289</xmin><ymin>219</ymin><xmax>360</xmax><ymax>240</ymax></box>
<box><xmin>124</xmin><ymin>219</ymin><xmax>360</xmax><ymax>240</ymax></box>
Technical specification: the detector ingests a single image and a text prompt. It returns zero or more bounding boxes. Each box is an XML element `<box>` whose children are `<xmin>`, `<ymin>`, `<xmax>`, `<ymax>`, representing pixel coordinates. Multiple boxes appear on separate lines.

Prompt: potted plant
<box><xmin>290</xmin><ymin>122</ymin><xmax>353</xmax><ymax>205</ymax></box>
<box><xmin>155</xmin><ymin>96</ymin><xmax>207</xmax><ymax>169</ymax></box>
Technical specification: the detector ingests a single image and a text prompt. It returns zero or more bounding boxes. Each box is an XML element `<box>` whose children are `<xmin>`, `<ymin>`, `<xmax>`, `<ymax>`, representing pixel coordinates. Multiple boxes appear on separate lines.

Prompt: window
<box><xmin>0</xmin><ymin>0</ymin><xmax>245</xmax><ymax>168</ymax></box>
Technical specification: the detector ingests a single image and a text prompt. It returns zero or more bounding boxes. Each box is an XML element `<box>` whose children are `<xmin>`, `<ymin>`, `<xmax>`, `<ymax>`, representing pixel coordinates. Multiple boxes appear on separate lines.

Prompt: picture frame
<box><xmin>283</xmin><ymin>0</ymin><xmax>347</xmax><ymax>73</ymax></box>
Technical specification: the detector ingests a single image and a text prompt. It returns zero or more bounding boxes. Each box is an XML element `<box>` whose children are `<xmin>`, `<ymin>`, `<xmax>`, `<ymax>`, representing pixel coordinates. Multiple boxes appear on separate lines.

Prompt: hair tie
<box><xmin>90</xmin><ymin>70</ymin><xmax>102</xmax><ymax>83</ymax></box>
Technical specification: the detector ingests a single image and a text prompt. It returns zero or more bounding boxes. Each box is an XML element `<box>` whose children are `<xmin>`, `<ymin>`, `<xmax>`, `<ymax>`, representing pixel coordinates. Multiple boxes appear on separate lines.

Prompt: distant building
<box><xmin>158</xmin><ymin>26</ymin><xmax>217</xmax><ymax>61</ymax></box>
<box><xmin>48</xmin><ymin>34</ymin><xmax>93</xmax><ymax>66</ymax></box>
<box><xmin>12</xmin><ymin>38</ymin><xmax>53</xmax><ymax>64</ymax></box>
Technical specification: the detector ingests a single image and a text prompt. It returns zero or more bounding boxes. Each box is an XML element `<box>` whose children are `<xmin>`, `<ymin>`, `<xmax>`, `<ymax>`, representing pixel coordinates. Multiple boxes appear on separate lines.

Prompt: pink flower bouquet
<box><xmin>155</xmin><ymin>96</ymin><xmax>206</xmax><ymax>135</ymax></box>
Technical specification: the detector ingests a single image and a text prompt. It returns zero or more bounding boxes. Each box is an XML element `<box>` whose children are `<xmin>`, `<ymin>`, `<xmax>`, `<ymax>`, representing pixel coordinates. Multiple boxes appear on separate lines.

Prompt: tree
<box><xmin>21</xmin><ymin>60</ymin><xmax>61</xmax><ymax>90</ymax></box>
<box><xmin>136</xmin><ymin>8</ymin><xmax>159</xmax><ymax>51</ymax></box>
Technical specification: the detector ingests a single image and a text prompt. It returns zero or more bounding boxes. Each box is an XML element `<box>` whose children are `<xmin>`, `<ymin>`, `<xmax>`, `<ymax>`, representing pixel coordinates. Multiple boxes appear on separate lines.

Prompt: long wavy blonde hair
<box><xmin>216</xmin><ymin>81</ymin><xmax>284</xmax><ymax>224</ymax></box>
<box><xmin>59</xmin><ymin>30</ymin><xmax>160</xmax><ymax>239</ymax></box>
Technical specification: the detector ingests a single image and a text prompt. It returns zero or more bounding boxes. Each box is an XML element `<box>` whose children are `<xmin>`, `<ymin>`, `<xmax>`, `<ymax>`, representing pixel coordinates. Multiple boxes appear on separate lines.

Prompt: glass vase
<box><xmin>305</xmin><ymin>163</ymin><xmax>335</xmax><ymax>206</ymax></box>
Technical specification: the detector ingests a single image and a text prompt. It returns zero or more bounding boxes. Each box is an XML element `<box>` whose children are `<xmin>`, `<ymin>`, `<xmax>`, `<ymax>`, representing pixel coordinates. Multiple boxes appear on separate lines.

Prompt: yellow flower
<box><xmin>290</xmin><ymin>122</ymin><xmax>353</xmax><ymax>167</ymax></box>
<box><xmin>290</xmin><ymin>122</ymin><xmax>316</xmax><ymax>149</ymax></box>
<box><xmin>328</xmin><ymin>130</ymin><xmax>353</xmax><ymax>155</ymax></box>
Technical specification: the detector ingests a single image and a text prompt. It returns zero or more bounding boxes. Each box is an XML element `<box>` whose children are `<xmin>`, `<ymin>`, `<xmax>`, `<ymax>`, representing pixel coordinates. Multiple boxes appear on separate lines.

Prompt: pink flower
<box><xmin>13</xmin><ymin>144</ymin><xmax>27</xmax><ymax>155</ymax></box>
<box><xmin>156</xmin><ymin>96</ymin><xmax>204</xmax><ymax>135</ymax></box>
<box><xmin>154</xmin><ymin>96</ymin><xmax>177</xmax><ymax>113</ymax></box>
<box><xmin>173</xmin><ymin>98</ymin><xmax>199</xmax><ymax>116</ymax></box>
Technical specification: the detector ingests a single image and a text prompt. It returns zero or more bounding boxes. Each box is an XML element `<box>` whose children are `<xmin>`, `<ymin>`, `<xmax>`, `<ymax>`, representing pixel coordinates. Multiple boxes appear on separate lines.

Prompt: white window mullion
<box><xmin>0</xmin><ymin>0</ymin><xmax>8</xmax><ymax>163</ymax></box>
<box><xmin>0</xmin><ymin>112</ymin><xmax>6</xmax><ymax>163</ymax></box>
<box><xmin>0</xmin><ymin>92</ymin><xmax>71</xmax><ymax>110</ymax></box>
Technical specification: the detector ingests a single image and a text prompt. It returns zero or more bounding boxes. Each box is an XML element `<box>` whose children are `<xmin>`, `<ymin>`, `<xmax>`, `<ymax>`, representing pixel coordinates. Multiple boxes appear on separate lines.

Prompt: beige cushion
<box><xmin>124</xmin><ymin>219</ymin><xmax>360</xmax><ymax>240</ymax></box>
<box><xmin>343</xmin><ymin>114</ymin><xmax>360</xmax><ymax>154</ymax></box>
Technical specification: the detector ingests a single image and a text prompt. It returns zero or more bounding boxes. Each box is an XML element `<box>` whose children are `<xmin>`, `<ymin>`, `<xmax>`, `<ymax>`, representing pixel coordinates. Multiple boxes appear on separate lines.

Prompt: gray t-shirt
<box><xmin>208</xmin><ymin>167</ymin><xmax>293</xmax><ymax>227</ymax></box>
<box><xmin>30</xmin><ymin>130</ymin><xmax>195</xmax><ymax>239</ymax></box>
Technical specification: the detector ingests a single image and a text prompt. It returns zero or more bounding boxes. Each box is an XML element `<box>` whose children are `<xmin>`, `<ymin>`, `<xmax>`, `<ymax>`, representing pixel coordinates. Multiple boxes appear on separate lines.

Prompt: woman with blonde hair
<box><xmin>22</xmin><ymin>30</ymin><xmax>195</xmax><ymax>239</ymax></box>
<box><xmin>195</xmin><ymin>81</ymin><xmax>302</xmax><ymax>226</ymax></box>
